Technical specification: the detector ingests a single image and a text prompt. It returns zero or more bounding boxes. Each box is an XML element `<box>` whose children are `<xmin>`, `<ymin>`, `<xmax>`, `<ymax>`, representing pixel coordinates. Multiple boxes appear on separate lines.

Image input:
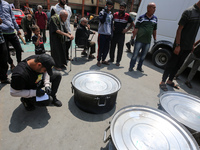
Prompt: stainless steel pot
<box><xmin>103</xmin><ymin>105</ymin><xmax>199</xmax><ymax>150</ymax></box>
<box><xmin>160</xmin><ymin>91</ymin><xmax>200</xmax><ymax>145</ymax></box>
<box><xmin>71</xmin><ymin>70</ymin><xmax>121</xmax><ymax>114</ymax></box>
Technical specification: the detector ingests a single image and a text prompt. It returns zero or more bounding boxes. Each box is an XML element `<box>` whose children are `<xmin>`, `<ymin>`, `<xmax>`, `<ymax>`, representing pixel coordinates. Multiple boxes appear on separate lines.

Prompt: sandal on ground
<box><xmin>54</xmin><ymin>67</ymin><xmax>62</xmax><ymax>71</ymax></box>
<box><xmin>159</xmin><ymin>84</ymin><xmax>168</xmax><ymax>91</ymax></box>
<box><xmin>89</xmin><ymin>55</ymin><xmax>95</xmax><ymax>59</ymax></box>
<box><xmin>185</xmin><ymin>81</ymin><xmax>192</xmax><ymax>89</ymax></box>
<box><xmin>167</xmin><ymin>82</ymin><xmax>179</xmax><ymax>89</ymax></box>
<box><xmin>97</xmin><ymin>62</ymin><xmax>101</xmax><ymax>67</ymax></box>
<box><xmin>102</xmin><ymin>61</ymin><xmax>109</xmax><ymax>65</ymax></box>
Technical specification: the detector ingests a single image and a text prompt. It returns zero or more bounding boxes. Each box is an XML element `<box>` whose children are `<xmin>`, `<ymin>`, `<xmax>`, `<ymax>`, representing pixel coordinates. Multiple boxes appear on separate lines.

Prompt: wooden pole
<box><xmin>82</xmin><ymin>0</ymin><xmax>85</xmax><ymax>17</ymax></box>
<box><xmin>130</xmin><ymin>0</ymin><xmax>135</xmax><ymax>12</ymax></box>
<box><xmin>47</xmin><ymin>0</ymin><xmax>50</xmax><ymax>10</ymax></box>
<box><xmin>25</xmin><ymin>0</ymin><xmax>29</xmax><ymax>7</ymax></box>
<box><xmin>96</xmin><ymin>0</ymin><xmax>99</xmax><ymax>15</ymax></box>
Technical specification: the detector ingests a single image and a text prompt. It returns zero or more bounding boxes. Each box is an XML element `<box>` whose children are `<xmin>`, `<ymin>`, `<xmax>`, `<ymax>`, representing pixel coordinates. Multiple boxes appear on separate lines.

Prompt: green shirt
<box><xmin>135</xmin><ymin>13</ymin><xmax>157</xmax><ymax>44</ymax></box>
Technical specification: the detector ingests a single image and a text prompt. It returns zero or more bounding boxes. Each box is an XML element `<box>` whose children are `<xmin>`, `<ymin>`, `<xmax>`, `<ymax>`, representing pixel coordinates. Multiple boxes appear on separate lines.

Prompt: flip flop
<box><xmin>159</xmin><ymin>84</ymin><xmax>168</xmax><ymax>91</ymax></box>
<box><xmin>102</xmin><ymin>61</ymin><xmax>109</xmax><ymax>65</ymax></box>
<box><xmin>167</xmin><ymin>82</ymin><xmax>180</xmax><ymax>89</ymax></box>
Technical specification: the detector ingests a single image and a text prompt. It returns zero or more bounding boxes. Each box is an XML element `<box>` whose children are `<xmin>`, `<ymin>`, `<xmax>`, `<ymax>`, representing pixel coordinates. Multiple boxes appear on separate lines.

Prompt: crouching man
<box><xmin>10</xmin><ymin>54</ymin><xmax>62</xmax><ymax>111</ymax></box>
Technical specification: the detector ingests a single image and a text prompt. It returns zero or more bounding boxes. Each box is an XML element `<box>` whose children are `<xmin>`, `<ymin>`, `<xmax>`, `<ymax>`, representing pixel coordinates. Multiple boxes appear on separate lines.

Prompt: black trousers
<box><xmin>162</xmin><ymin>50</ymin><xmax>191</xmax><ymax>82</ymax></box>
<box><xmin>22</xmin><ymin>71</ymin><xmax>62</xmax><ymax>106</ymax></box>
<box><xmin>66</xmin><ymin>41</ymin><xmax>71</xmax><ymax>59</ymax></box>
<box><xmin>3</xmin><ymin>33</ymin><xmax>22</xmax><ymax>64</ymax></box>
<box><xmin>0</xmin><ymin>42</ymin><xmax>8</xmax><ymax>81</ymax></box>
<box><xmin>40</xmin><ymin>29</ymin><xmax>46</xmax><ymax>43</ymax></box>
<box><xmin>110</xmin><ymin>33</ymin><xmax>125</xmax><ymax>63</ymax></box>
<box><xmin>24</xmin><ymin>28</ymin><xmax>32</xmax><ymax>42</ymax></box>
<box><xmin>88</xmin><ymin>41</ymin><xmax>95</xmax><ymax>54</ymax></box>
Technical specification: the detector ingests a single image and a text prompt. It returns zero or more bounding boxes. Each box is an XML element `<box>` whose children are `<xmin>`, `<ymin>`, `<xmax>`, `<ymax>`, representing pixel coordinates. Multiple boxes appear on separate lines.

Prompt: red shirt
<box><xmin>35</xmin><ymin>11</ymin><xmax>47</xmax><ymax>29</ymax></box>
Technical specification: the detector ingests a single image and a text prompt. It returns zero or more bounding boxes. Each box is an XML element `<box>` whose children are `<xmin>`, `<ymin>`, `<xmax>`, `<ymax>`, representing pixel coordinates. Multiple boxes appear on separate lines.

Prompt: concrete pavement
<box><xmin>0</xmin><ymin>25</ymin><xmax>200</xmax><ymax>150</ymax></box>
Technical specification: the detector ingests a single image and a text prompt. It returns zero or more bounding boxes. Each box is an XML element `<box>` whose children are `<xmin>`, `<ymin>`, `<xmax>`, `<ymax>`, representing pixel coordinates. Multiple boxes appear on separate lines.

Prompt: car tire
<box><xmin>152</xmin><ymin>48</ymin><xmax>171</xmax><ymax>69</ymax></box>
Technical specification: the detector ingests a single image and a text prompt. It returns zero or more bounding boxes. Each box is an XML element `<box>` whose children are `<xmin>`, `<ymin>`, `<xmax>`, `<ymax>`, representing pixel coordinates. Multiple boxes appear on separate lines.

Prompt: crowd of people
<box><xmin>0</xmin><ymin>0</ymin><xmax>200</xmax><ymax>111</ymax></box>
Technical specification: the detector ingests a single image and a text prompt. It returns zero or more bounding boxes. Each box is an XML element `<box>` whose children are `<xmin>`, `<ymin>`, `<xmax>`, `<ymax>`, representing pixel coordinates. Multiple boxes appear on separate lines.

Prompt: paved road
<box><xmin>0</xmin><ymin>25</ymin><xmax>200</xmax><ymax>150</ymax></box>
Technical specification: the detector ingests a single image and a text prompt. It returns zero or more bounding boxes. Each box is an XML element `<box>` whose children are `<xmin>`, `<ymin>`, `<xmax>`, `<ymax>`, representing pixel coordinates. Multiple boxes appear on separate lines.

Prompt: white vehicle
<box><xmin>136</xmin><ymin>0</ymin><xmax>200</xmax><ymax>68</ymax></box>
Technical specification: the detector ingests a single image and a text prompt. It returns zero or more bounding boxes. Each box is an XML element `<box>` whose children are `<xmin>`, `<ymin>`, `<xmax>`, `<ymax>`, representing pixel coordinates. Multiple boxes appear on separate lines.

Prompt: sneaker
<box><xmin>1</xmin><ymin>78</ymin><xmax>11</xmax><ymax>84</ymax></box>
<box><xmin>52</xmin><ymin>97</ymin><xmax>62</xmax><ymax>107</ymax></box>
<box><xmin>126</xmin><ymin>42</ymin><xmax>130</xmax><ymax>51</ymax></box>
<box><xmin>137</xmin><ymin>68</ymin><xmax>144</xmax><ymax>72</ymax></box>
<box><xmin>97</xmin><ymin>61</ymin><xmax>101</xmax><ymax>67</ymax></box>
<box><xmin>20</xmin><ymin>98</ymin><xmax>35</xmax><ymax>111</ymax></box>
<box><xmin>185</xmin><ymin>81</ymin><xmax>192</xmax><ymax>89</ymax></box>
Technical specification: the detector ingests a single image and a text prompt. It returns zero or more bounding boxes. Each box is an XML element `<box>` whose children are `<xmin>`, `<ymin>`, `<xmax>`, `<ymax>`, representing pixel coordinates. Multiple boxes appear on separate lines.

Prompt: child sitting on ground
<box><xmin>31</xmin><ymin>25</ymin><xmax>45</xmax><ymax>55</ymax></box>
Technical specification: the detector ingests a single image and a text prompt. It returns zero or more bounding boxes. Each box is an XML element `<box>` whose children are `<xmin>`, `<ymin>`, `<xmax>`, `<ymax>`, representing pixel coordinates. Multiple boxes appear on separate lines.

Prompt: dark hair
<box><xmin>31</xmin><ymin>25</ymin><xmax>40</xmax><ymax>32</ymax></box>
<box><xmin>106</xmin><ymin>0</ymin><xmax>113</xmax><ymax>5</ymax></box>
<box><xmin>120</xmin><ymin>2</ymin><xmax>127</xmax><ymax>8</ymax></box>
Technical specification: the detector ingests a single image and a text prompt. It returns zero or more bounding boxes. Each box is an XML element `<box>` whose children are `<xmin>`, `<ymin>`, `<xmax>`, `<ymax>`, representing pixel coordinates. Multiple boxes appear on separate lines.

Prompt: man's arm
<box><xmin>122</xmin><ymin>22</ymin><xmax>134</xmax><ymax>33</ymax></box>
<box><xmin>174</xmin><ymin>25</ymin><xmax>184</xmax><ymax>55</ymax></box>
<box><xmin>153</xmin><ymin>30</ymin><xmax>157</xmax><ymax>41</ymax></box>
<box><xmin>132</xmin><ymin>28</ymin><xmax>138</xmax><ymax>39</ymax></box>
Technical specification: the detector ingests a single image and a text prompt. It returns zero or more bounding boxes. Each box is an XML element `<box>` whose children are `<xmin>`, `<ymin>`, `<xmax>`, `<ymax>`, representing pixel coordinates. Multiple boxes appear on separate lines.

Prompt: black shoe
<box><xmin>20</xmin><ymin>98</ymin><xmax>35</xmax><ymax>111</ymax></box>
<box><xmin>126</xmin><ymin>42</ymin><xmax>130</xmax><ymax>51</ymax></box>
<box><xmin>81</xmin><ymin>51</ymin><xmax>87</xmax><ymax>56</ymax></box>
<box><xmin>108</xmin><ymin>59</ymin><xmax>114</xmax><ymax>63</ymax></box>
<box><xmin>52</xmin><ymin>97</ymin><xmax>62</xmax><ymax>107</ymax></box>
<box><xmin>185</xmin><ymin>81</ymin><xmax>192</xmax><ymax>89</ymax></box>
<box><xmin>1</xmin><ymin>78</ymin><xmax>11</xmax><ymax>84</ymax></box>
<box><xmin>137</xmin><ymin>68</ymin><xmax>144</xmax><ymax>72</ymax></box>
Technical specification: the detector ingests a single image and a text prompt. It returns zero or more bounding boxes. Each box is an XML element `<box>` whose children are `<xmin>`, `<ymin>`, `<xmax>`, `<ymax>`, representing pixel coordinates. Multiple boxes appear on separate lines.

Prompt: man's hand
<box><xmin>69</xmin><ymin>35</ymin><xmax>74</xmax><ymax>40</ymax></box>
<box><xmin>122</xmin><ymin>29</ymin><xmax>128</xmax><ymax>34</ymax></box>
<box><xmin>174</xmin><ymin>46</ymin><xmax>181</xmax><ymax>55</ymax></box>
<box><xmin>131</xmin><ymin>39</ymin><xmax>135</xmax><ymax>46</ymax></box>
<box><xmin>36</xmin><ymin>89</ymin><xmax>45</xmax><ymax>97</ymax></box>
<box><xmin>24</xmin><ymin>32</ymin><xmax>27</xmax><ymax>35</ymax></box>
<box><xmin>0</xmin><ymin>17</ymin><xmax>2</xmax><ymax>24</ymax></box>
<box><xmin>17</xmin><ymin>30</ymin><xmax>21</xmax><ymax>36</ymax></box>
<box><xmin>45</xmin><ymin>86</ymin><xmax>51</xmax><ymax>95</ymax></box>
<box><xmin>92</xmin><ymin>31</ymin><xmax>95</xmax><ymax>34</ymax></box>
<box><xmin>87</xmin><ymin>24</ymin><xmax>90</xmax><ymax>30</ymax></box>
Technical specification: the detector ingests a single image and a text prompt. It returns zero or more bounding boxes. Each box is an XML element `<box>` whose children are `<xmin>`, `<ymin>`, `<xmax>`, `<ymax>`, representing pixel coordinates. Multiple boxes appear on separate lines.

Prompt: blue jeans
<box><xmin>129</xmin><ymin>41</ymin><xmax>150</xmax><ymax>69</ymax></box>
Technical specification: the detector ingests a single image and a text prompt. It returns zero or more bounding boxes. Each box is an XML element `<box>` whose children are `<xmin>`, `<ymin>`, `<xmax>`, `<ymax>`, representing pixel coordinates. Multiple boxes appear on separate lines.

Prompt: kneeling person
<box><xmin>10</xmin><ymin>54</ymin><xmax>62</xmax><ymax>111</ymax></box>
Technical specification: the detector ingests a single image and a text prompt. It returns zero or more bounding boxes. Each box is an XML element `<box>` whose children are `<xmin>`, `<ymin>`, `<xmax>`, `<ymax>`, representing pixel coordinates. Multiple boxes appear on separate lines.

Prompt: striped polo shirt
<box><xmin>135</xmin><ymin>13</ymin><xmax>157</xmax><ymax>44</ymax></box>
<box><xmin>113</xmin><ymin>12</ymin><xmax>133</xmax><ymax>34</ymax></box>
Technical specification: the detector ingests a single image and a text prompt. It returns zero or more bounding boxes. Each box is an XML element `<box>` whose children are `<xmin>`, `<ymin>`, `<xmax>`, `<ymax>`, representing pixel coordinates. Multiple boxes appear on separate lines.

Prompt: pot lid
<box><xmin>72</xmin><ymin>71</ymin><xmax>121</xmax><ymax>95</ymax></box>
<box><xmin>110</xmin><ymin>105</ymin><xmax>199</xmax><ymax>150</ymax></box>
<box><xmin>160</xmin><ymin>91</ymin><xmax>200</xmax><ymax>132</ymax></box>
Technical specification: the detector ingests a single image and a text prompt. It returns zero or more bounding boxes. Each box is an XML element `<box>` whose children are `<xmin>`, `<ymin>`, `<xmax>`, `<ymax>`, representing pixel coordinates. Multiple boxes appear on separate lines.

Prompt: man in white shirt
<box><xmin>51</xmin><ymin>0</ymin><xmax>74</xmax><ymax>60</ymax></box>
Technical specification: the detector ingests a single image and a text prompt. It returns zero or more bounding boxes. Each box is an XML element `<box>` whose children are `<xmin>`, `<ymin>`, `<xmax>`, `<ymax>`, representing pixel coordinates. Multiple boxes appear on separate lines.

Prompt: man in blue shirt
<box><xmin>0</xmin><ymin>0</ymin><xmax>23</xmax><ymax>70</ymax></box>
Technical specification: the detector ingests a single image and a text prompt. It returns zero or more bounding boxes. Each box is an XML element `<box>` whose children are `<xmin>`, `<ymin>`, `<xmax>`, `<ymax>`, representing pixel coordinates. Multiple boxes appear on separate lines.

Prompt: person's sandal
<box><xmin>102</xmin><ymin>61</ymin><xmax>109</xmax><ymax>65</ymax></box>
<box><xmin>97</xmin><ymin>61</ymin><xmax>101</xmax><ymax>67</ymax></box>
<box><xmin>185</xmin><ymin>81</ymin><xmax>192</xmax><ymax>88</ymax></box>
<box><xmin>167</xmin><ymin>82</ymin><xmax>180</xmax><ymax>89</ymax></box>
<box><xmin>159</xmin><ymin>84</ymin><xmax>168</xmax><ymax>91</ymax></box>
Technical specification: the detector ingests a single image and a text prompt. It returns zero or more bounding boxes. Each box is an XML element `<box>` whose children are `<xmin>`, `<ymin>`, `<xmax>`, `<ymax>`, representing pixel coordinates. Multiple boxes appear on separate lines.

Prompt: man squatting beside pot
<box><xmin>10</xmin><ymin>54</ymin><xmax>62</xmax><ymax>111</ymax></box>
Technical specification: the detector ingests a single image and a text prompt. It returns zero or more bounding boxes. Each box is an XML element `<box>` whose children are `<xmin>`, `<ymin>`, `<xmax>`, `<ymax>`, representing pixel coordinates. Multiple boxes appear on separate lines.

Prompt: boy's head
<box><xmin>31</xmin><ymin>25</ymin><xmax>40</xmax><ymax>35</ymax></box>
<box><xmin>105</xmin><ymin>0</ymin><xmax>113</xmax><ymax>11</ymax></box>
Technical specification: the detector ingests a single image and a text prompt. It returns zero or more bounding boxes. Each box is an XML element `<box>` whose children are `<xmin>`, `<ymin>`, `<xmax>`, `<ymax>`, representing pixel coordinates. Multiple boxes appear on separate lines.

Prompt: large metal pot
<box><xmin>159</xmin><ymin>91</ymin><xmax>200</xmax><ymax>145</ymax></box>
<box><xmin>71</xmin><ymin>70</ymin><xmax>121</xmax><ymax>114</ymax></box>
<box><xmin>103</xmin><ymin>105</ymin><xmax>199</xmax><ymax>150</ymax></box>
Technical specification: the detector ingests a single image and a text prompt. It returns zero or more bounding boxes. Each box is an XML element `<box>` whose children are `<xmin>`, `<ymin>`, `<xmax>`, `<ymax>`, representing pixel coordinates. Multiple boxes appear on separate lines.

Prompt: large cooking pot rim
<box><xmin>72</xmin><ymin>70</ymin><xmax>121</xmax><ymax>96</ymax></box>
<box><xmin>160</xmin><ymin>91</ymin><xmax>200</xmax><ymax>132</ymax></box>
<box><xmin>109</xmin><ymin>105</ymin><xmax>199</xmax><ymax>150</ymax></box>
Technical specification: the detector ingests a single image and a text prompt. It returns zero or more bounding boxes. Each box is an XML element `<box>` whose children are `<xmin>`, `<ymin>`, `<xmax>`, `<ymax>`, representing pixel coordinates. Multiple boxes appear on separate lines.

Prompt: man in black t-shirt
<box><xmin>10</xmin><ymin>54</ymin><xmax>62</xmax><ymax>111</ymax></box>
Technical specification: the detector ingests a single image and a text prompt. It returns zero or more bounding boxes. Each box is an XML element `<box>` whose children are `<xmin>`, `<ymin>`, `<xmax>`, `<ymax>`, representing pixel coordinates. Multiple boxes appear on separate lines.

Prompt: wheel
<box><xmin>152</xmin><ymin>48</ymin><xmax>171</xmax><ymax>69</ymax></box>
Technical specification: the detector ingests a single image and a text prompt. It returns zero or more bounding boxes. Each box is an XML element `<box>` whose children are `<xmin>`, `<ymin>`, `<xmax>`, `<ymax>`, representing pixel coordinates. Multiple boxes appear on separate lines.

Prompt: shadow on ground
<box><xmin>9</xmin><ymin>104</ymin><xmax>50</xmax><ymax>133</ymax></box>
<box><xmin>68</xmin><ymin>96</ymin><xmax>116</xmax><ymax>122</ymax></box>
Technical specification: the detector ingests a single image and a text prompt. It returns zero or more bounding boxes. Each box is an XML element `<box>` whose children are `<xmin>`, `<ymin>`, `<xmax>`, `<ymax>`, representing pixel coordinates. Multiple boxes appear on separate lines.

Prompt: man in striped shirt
<box><xmin>129</xmin><ymin>2</ymin><xmax>157</xmax><ymax>72</ymax></box>
<box><xmin>109</xmin><ymin>2</ymin><xmax>133</xmax><ymax>66</ymax></box>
